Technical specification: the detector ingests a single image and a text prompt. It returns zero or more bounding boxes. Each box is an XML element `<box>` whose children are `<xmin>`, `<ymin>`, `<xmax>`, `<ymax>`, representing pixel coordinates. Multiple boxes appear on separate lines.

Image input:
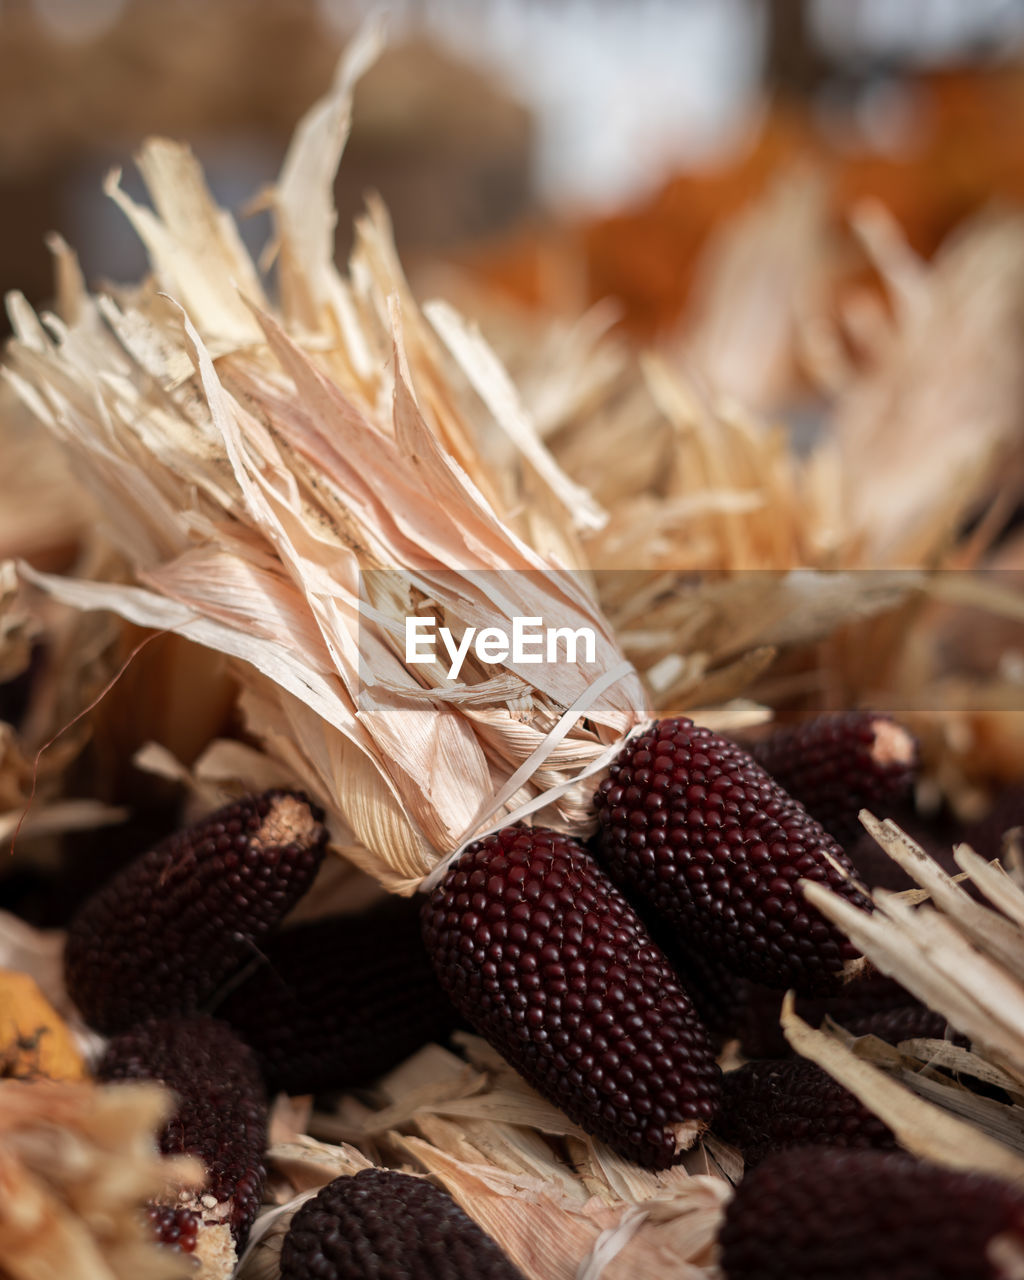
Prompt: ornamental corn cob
<box><xmin>593</xmin><ymin>718</ymin><xmax>870</xmax><ymax>993</ymax></box>
<box><xmin>718</xmin><ymin>1147</ymin><xmax>1024</xmax><ymax>1279</ymax></box>
<box><xmin>217</xmin><ymin>900</ymin><xmax>457</xmax><ymax>1095</ymax></box>
<box><xmin>715</xmin><ymin>1057</ymin><xmax>896</xmax><ymax>1168</ymax></box>
<box><xmin>749</xmin><ymin>712</ymin><xmax>917</xmax><ymax>847</ymax></box>
<box><xmin>279</xmin><ymin>1169</ymin><xmax>525</xmax><ymax>1279</ymax></box>
<box><xmin>97</xmin><ymin>1015</ymin><xmax>267</xmax><ymax>1247</ymax></box>
<box><xmin>421</xmin><ymin>825</ymin><xmax>721</xmax><ymax>1168</ymax></box>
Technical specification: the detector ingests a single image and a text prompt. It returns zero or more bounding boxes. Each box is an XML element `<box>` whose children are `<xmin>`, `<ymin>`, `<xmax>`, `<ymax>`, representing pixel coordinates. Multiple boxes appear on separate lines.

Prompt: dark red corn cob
<box><xmin>748</xmin><ymin>712</ymin><xmax>918</xmax><ymax>847</ymax></box>
<box><xmin>421</xmin><ymin>826</ymin><xmax>721</xmax><ymax>1168</ymax></box>
<box><xmin>217</xmin><ymin>899</ymin><xmax>458</xmax><ymax>1095</ymax></box>
<box><xmin>734</xmin><ymin>970</ymin><xmax>933</xmax><ymax>1059</ymax></box>
<box><xmin>147</xmin><ymin>1205</ymin><xmax>200</xmax><ymax>1255</ymax></box>
<box><xmin>280</xmin><ymin>1169</ymin><xmax>525</xmax><ymax>1280</ymax></box>
<box><xmin>65</xmin><ymin>790</ymin><xmax>328</xmax><ymax>1033</ymax></box>
<box><xmin>718</xmin><ymin>1147</ymin><xmax>1024</xmax><ymax>1279</ymax></box>
<box><xmin>842</xmin><ymin>1002</ymin><xmax>962</xmax><ymax>1045</ymax></box>
<box><xmin>593</xmin><ymin>718</ymin><xmax>871</xmax><ymax>994</ymax></box>
<box><xmin>98</xmin><ymin>1015</ymin><xmax>267</xmax><ymax>1246</ymax></box>
<box><xmin>715</xmin><ymin>1058</ymin><xmax>896</xmax><ymax>1168</ymax></box>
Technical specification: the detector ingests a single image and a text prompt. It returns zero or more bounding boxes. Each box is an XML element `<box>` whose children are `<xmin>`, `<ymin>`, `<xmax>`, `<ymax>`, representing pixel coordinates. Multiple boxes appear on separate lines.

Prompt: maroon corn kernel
<box><xmin>147</xmin><ymin>1205</ymin><xmax>200</xmax><ymax>1255</ymax></box>
<box><xmin>718</xmin><ymin>1147</ymin><xmax>1024</xmax><ymax>1279</ymax></box>
<box><xmin>593</xmin><ymin>718</ymin><xmax>870</xmax><ymax>994</ymax></box>
<box><xmin>280</xmin><ymin>1169</ymin><xmax>525</xmax><ymax>1280</ymax></box>
<box><xmin>715</xmin><ymin>1058</ymin><xmax>896</xmax><ymax>1168</ymax></box>
<box><xmin>421</xmin><ymin>826</ymin><xmax>721</xmax><ymax>1168</ymax></box>
<box><xmin>65</xmin><ymin>790</ymin><xmax>328</xmax><ymax>1033</ymax></box>
<box><xmin>748</xmin><ymin>712</ymin><xmax>917</xmax><ymax>847</ymax></box>
<box><xmin>98</xmin><ymin>1015</ymin><xmax>267</xmax><ymax>1246</ymax></box>
<box><xmin>217</xmin><ymin>899</ymin><xmax>457</xmax><ymax>1095</ymax></box>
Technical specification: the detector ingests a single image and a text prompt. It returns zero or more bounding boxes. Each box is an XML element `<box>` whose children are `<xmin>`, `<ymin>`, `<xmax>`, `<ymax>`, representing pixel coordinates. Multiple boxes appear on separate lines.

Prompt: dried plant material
<box><xmin>0</xmin><ymin>910</ymin><xmax>67</xmax><ymax>1015</ymax></box>
<box><xmin>831</xmin><ymin>207</ymin><xmax>1024</xmax><ymax>565</ymax></box>
<box><xmin>780</xmin><ymin>815</ymin><xmax>1024</xmax><ymax>1192</ymax></box>
<box><xmin>6</xmin><ymin>40</ymin><xmax>654</xmax><ymax>896</ymax></box>
<box><xmin>781</xmin><ymin>997</ymin><xmax>1024</xmax><ymax>1180</ymax></box>
<box><xmin>0</xmin><ymin>559</ymin><xmax>36</xmax><ymax>685</ymax></box>
<box><xmin>0</xmin><ymin>968</ymin><xmax>85</xmax><ymax>1081</ymax></box>
<box><xmin>680</xmin><ymin>170</ymin><xmax>832</xmax><ymax>412</ymax></box>
<box><xmin>0</xmin><ymin>380</ymin><xmax>97</xmax><ymax>571</ymax></box>
<box><xmin>0</xmin><ymin>1078</ymin><xmax>202</xmax><ymax>1280</ymax></box>
<box><xmin>301</xmin><ymin>1036</ymin><xmax>729</xmax><ymax>1280</ymax></box>
<box><xmin>804</xmin><ymin>820</ymin><xmax>1024</xmax><ymax>1085</ymax></box>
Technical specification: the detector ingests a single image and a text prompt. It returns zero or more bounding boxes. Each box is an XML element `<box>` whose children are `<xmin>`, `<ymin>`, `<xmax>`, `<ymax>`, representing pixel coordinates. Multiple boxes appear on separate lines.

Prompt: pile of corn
<box><xmin>3</xmin><ymin>24</ymin><xmax>1024</xmax><ymax>1280</ymax></box>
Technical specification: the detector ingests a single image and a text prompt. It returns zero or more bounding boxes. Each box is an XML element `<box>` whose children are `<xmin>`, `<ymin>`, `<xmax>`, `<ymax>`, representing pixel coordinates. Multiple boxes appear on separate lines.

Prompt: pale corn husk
<box><xmin>767</xmin><ymin>817</ymin><xmax>1024</xmax><ymax>1189</ymax></box>
<box><xmin>676</xmin><ymin>169</ymin><xmax>834</xmax><ymax>413</ymax></box>
<box><xmin>0</xmin><ymin>1077</ymin><xmax>202</xmax><ymax>1280</ymax></box>
<box><xmin>238</xmin><ymin>1034</ymin><xmax>732</xmax><ymax>1280</ymax></box>
<box><xmin>4</xmin><ymin>25</ymin><xmax>659</xmax><ymax>894</ymax></box>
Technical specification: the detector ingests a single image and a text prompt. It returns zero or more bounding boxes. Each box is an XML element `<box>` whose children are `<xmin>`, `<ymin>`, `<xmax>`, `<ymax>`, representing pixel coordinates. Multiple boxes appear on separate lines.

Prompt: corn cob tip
<box><xmin>866</xmin><ymin>717</ymin><xmax>916</xmax><ymax>770</ymax></box>
<box><xmin>65</xmin><ymin>789</ymin><xmax>328</xmax><ymax>1033</ymax></box>
<box><xmin>251</xmin><ymin>790</ymin><xmax>325</xmax><ymax>850</ymax></box>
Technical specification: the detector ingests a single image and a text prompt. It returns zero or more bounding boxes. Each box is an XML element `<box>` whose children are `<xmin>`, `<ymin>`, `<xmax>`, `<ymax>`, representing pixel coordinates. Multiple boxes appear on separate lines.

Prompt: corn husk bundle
<box><xmin>3</xmin><ymin>23</ymin><xmax>737</xmax><ymax>897</ymax></box>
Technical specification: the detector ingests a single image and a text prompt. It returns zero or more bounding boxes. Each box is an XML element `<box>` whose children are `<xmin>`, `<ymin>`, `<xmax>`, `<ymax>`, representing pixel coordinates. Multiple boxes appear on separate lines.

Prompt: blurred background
<box><xmin>2</xmin><ymin>0</ymin><xmax>1024</xmax><ymax>340</ymax></box>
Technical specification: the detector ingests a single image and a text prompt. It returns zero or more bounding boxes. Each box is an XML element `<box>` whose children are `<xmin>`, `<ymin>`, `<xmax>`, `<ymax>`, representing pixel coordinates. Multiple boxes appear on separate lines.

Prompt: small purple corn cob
<box><xmin>280</xmin><ymin>1169</ymin><xmax>525</xmax><ymax>1280</ymax></box>
<box><xmin>217</xmin><ymin>900</ymin><xmax>457</xmax><ymax>1095</ymax></box>
<box><xmin>98</xmin><ymin>1015</ymin><xmax>267</xmax><ymax>1246</ymax></box>
<box><xmin>65</xmin><ymin>790</ymin><xmax>328</xmax><ymax>1033</ymax></box>
<box><xmin>842</xmin><ymin>1002</ymin><xmax>962</xmax><ymax>1045</ymax></box>
<box><xmin>749</xmin><ymin>712</ymin><xmax>917</xmax><ymax>847</ymax></box>
<box><xmin>715</xmin><ymin>1058</ymin><xmax>896</xmax><ymax>1168</ymax></box>
<box><xmin>718</xmin><ymin>1147</ymin><xmax>1024</xmax><ymax>1279</ymax></box>
<box><xmin>593</xmin><ymin>718</ymin><xmax>870</xmax><ymax>994</ymax></box>
<box><xmin>421</xmin><ymin>826</ymin><xmax>721</xmax><ymax>1168</ymax></box>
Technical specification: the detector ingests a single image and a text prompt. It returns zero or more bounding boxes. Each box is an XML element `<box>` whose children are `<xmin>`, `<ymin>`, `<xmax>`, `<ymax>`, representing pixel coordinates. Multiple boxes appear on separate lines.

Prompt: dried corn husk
<box><xmin>4</xmin><ymin>28</ymin><xmax>649</xmax><ymax>895</ymax></box>
<box><xmin>0</xmin><ymin>1077</ymin><xmax>201</xmax><ymax>1280</ymax></box>
<box><xmin>238</xmin><ymin>1035</ymin><xmax>732</xmax><ymax>1280</ymax></box>
<box><xmin>764</xmin><ymin>817</ymin><xmax>1024</xmax><ymax>1187</ymax></box>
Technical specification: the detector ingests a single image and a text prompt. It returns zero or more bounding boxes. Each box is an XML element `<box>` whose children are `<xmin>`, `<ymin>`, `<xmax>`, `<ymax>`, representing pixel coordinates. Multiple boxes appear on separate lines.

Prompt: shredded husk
<box><xmin>238</xmin><ymin>1034</ymin><xmax>731</xmax><ymax>1280</ymax></box>
<box><xmin>9</xmin><ymin>30</ymin><xmax>1024</xmax><ymax>892</ymax></box>
<box><xmin>0</xmin><ymin>1078</ymin><xmax>202</xmax><ymax>1280</ymax></box>
<box><xmin>767</xmin><ymin>817</ymin><xmax>1024</xmax><ymax>1189</ymax></box>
